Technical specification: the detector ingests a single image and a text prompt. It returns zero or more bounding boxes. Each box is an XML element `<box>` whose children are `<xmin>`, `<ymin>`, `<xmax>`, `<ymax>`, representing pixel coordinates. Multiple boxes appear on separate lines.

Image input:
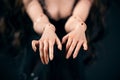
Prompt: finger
<box><xmin>32</xmin><ymin>40</ymin><xmax>39</xmax><ymax>52</ymax></box>
<box><xmin>73</xmin><ymin>41</ymin><xmax>83</xmax><ymax>59</ymax></box>
<box><xmin>49</xmin><ymin>41</ymin><xmax>54</xmax><ymax>61</ymax></box>
<box><xmin>62</xmin><ymin>35</ymin><xmax>68</xmax><ymax>44</ymax></box>
<box><xmin>66</xmin><ymin>38</ymin><xmax>72</xmax><ymax>51</ymax></box>
<box><xmin>43</xmin><ymin>40</ymin><xmax>49</xmax><ymax>64</ymax></box>
<box><xmin>56</xmin><ymin>37</ymin><xmax>62</xmax><ymax>50</ymax></box>
<box><xmin>46</xmin><ymin>52</ymin><xmax>49</xmax><ymax>64</ymax></box>
<box><xmin>39</xmin><ymin>40</ymin><xmax>44</xmax><ymax>64</ymax></box>
<box><xmin>66</xmin><ymin>40</ymin><xmax>77</xmax><ymax>59</ymax></box>
<box><xmin>83</xmin><ymin>40</ymin><xmax>88</xmax><ymax>50</ymax></box>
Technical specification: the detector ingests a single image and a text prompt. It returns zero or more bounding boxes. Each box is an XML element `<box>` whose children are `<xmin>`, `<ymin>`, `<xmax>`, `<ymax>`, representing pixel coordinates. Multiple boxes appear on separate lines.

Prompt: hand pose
<box><xmin>62</xmin><ymin>16</ymin><xmax>88</xmax><ymax>59</ymax></box>
<box><xmin>32</xmin><ymin>23</ymin><xmax>62</xmax><ymax>64</ymax></box>
<box><xmin>32</xmin><ymin>16</ymin><xmax>88</xmax><ymax>64</ymax></box>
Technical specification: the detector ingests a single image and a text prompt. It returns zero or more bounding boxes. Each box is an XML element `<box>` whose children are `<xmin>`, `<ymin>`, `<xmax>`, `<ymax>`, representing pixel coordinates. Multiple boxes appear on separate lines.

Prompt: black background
<box><xmin>85</xmin><ymin>1</ymin><xmax>120</xmax><ymax>80</ymax></box>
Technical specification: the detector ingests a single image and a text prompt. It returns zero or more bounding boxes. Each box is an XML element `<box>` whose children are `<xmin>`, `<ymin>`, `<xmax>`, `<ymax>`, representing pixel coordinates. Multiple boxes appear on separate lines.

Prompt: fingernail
<box><xmin>84</xmin><ymin>47</ymin><xmax>87</xmax><ymax>50</ymax></box>
<box><xmin>58</xmin><ymin>45</ymin><xmax>62</xmax><ymax>51</ymax></box>
<box><xmin>46</xmin><ymin>58</ymin><xmax>49</xmax><ymax>64</ymax></box>
<box><xmin>35</xmin><ymin>48</ymin><xmax>37</xmax><ymax>52</ymax></box>
<box><xmin>50</xmin><ymin>56</ymin><xmax>53</xmax><ymax>61</ymax></box>
<box><xmin>73</xmin><ymin>55</ymin><xmax>76</xmax><ymax>59</ymax></box>
<box><xmin>60</xmin><ymin>47</ymin><xmax>62</xmax><ymax>51</ymax></box>
<box><xmin>66</xmin><ymin>55</ymin><xmax>69</xmax><ymax>59</ymax></box>
<box><xmin>34</xmin><ymin>47</ymin><xmax>36</xmax><ymax>52</ymax></box>
<box><xmin>46</xmin><ymin>61</ymin><xmax>48</xmax><ymax>64</ymax></box>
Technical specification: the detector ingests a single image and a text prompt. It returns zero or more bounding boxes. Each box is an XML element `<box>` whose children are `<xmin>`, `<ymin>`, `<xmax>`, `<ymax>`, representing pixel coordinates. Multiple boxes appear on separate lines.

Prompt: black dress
<box><xmin>22</xmin><ymin>17</ymin><xmax>88</xmax><ymax>80</ymax></box>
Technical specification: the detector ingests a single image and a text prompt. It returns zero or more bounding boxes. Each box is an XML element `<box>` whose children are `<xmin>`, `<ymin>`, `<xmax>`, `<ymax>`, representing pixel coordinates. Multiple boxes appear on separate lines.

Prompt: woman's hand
<box><xmin>32</xmin><ymin>23</ymin><xmax>62</xmax><ymax>64</ymax></box>
<box><xmin>62</xmin><ymin>16</ymin><xmax>88</xmax><ymax>59</ymax></box>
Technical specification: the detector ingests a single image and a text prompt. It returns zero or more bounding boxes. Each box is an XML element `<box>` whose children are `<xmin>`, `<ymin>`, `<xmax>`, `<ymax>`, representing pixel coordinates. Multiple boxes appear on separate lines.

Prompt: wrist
<box><xmin>70</xmin><ymin>15</ymin><xmax>87</xmax><ymax>31</ymax></box>
<box><xmin>33</xmin><ymin>21</ymin><xmax>56</xmax><ymax>35</ymax></box>
<box><xmin>65</xmin><ymin>15</ymin><xmax>87</xmax><ymax>33</ymax></box>
<box><xmin>44</xmin><ymin>23</ymin><xmax>56</xmax><ymax>32</ymax></box>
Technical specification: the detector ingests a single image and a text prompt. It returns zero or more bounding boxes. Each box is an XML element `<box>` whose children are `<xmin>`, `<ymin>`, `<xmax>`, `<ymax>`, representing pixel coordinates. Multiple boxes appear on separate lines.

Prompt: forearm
<box><xmin>23</xmin><ymin>0</ymin><xmax>52</xmax><ymax>34</ymax></box>
<box><xmin>65</xmin><ymin>0</ymin><xmax>93</xmax><ymax>32</ymax></box>
<box><xmin>72</xmin><ymin>0</ymin><xmax>93</xmax><ymax>21</ymax></box>
<box><xmin>23</xmin><ymin>0</ymin><xmax>49</xmax><ymax>22</ymax></box>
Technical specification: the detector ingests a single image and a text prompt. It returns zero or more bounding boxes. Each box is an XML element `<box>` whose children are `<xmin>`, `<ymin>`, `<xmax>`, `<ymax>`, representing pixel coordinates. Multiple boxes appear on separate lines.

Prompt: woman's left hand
<box><xmin>62</xmin><ymin>16</ymin><xmax>88</xmax><ymax>59</ymax></box>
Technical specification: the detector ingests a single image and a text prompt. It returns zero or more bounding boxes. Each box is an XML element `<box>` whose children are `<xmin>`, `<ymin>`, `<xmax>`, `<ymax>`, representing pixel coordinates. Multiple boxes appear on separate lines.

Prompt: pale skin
<box><xmin>23</xmin><ymin>0</ymin><xmax>93</xmax><ymax>64</ymax></box>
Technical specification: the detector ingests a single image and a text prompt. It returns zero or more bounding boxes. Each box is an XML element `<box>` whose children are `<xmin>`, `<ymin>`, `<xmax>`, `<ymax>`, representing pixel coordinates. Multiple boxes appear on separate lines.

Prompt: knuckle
<box><xmin>44</xmin><ymin>47</ymin><xmax>48</xmax><ymax>52</ymax></box>
<box><xmin>79</xmin><ymin>40</ymin><xmax>84</xmax><ymax>43</ymax></box>
<box><xmin>39</xmin><ymin>39</ymin><xmax>42</xmax><ymax>43</ymax></box>
<box><xmin>72</xmin><ymin>40</ymin><xmax>77</xmax><ymax>44</ymax></box>
<box><xmin>67</xmin><ymin>42</ymin><xmax>72</xmax><ymax>47</ymax></box>
<box><xmin>49</xmin><ymin>40</ymin><xmax>54</xmax><ymax>45</ymax></box>
<box><xmin>69</xmin><ymin>38</ymin><xmax>73</xmax><ymax>42</ymax></box>
<box><xmin>70</xmin><ymin>44</ymin><xmax>74</xmax><ymax>48</ymax></box>
<box><xmin>67</xmin><ymin>43</ymin><xmax>71</xmax><ymax>47</ymax></box>
<box><xmin>40</xmin><ymin>46</ymin><xmax>43</xmax><ymax>51</ymax></box>
<box><xmin>43</xmin><ymin>39</ymin><xmax>47</xmax><ymax>43</ymax></box>
<box><xmin>68</xmin><ymin>35</ymin><xmax>71</xmax><ymax>38</ymax></box>
<box><xmin>71</xmin><ymin>46</ymin><xmax>74</xmax><ymax>49</ymax></box>
<box><xmin>40</xmin><ymin>53</ymin><xmax>43</xmax><ymax>58</ymax></box>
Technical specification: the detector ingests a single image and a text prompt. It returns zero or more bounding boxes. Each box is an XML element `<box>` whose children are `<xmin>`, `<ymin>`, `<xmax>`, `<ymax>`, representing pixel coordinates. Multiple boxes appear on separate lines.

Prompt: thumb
<box><xmin>83</xmin><ymin>41</ymin><xmax>88</xmax><ymax>50</ymax></box>
<box><xmin>32</xmin><ymin>40</ymin><xmax>39</xmax><ymax>52</ymax></box>
<box><xmin>56</xmin><ymin>37</ymin><xmax>62</xmax><ymax>50</ymax></box>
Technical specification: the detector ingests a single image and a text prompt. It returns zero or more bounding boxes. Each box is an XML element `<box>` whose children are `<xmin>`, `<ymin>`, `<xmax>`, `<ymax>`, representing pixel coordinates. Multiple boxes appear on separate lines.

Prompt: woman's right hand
<box><xmin>32</xmin><ymin>23</ymin><xmax>62</xmax><ymax>64</ymax></box>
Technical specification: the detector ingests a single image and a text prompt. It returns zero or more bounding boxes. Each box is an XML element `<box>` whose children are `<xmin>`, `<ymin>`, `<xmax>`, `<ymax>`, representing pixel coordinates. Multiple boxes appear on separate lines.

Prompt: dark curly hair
<box><xmin>0</xmin><ymin>0</ymin><xmax>109</xmax><ymax>64</ymax></box>
<box><xmin>0</xmin><ymin>0</ymin><xmax>31</xmax><ymax>57</ymax></box>
<box><xmin>84</xmin><ymin>0</ymin><xmax>109</xmax><ymax>64</ymax></box>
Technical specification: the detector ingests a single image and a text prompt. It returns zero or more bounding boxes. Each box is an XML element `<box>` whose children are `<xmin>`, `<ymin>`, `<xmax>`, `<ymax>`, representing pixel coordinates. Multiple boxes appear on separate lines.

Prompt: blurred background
<box><xmin>0</xmin><ymin>0</ymin><xmax>120</xmax><ymax>80</ymax></box>
<box><xmin>85</xmin><ymin>1</ymin><xmax>120</xmax><ymax>80</ymax></box>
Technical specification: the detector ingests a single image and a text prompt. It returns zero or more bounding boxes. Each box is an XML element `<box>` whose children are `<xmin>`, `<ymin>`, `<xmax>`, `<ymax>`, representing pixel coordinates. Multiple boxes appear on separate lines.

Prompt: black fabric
<box><xmin>21</xmin><ymin>19</ymin><xmax>88</xmax><ymax>80</ymax></box>
<box><xmin>0</xmin><ymin>18</ymin><xmax>87</xmax><ymax>80</ymax></box>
